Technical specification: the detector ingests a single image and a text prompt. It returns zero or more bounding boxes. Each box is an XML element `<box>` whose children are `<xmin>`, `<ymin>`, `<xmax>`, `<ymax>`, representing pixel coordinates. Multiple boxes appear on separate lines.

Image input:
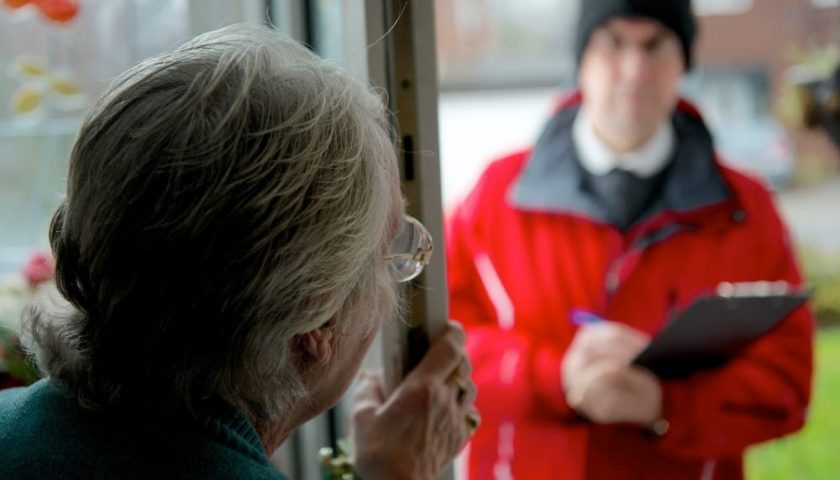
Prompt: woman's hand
<box><xmin>350</xmin><ymin>321</ymin><xmax>478</xmax><ymax>480</ymax></box>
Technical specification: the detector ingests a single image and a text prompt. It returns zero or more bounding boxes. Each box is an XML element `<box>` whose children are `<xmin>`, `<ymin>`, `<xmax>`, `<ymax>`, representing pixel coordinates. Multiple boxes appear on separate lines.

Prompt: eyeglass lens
<box><xmin>390</xmin><ymin>215</ymin><xmax>432</xmax><ymax>283</ymax></box>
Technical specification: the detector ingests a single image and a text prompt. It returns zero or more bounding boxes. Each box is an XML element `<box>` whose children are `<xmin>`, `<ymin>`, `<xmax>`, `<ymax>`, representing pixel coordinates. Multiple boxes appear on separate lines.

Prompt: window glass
<box><xmin>0</xmin><ymin>0</ymin><xmax>188</xmax><ymax>275</ymax></box>
<box><xmin>309</xmin><ymin>0</ymin><xmax>344</xmax><ymax>60</ymax></box>
<box><xmin>304</xmin><ymin>0</ymin><xmax>368</xmax><ymax>82</ymax></box>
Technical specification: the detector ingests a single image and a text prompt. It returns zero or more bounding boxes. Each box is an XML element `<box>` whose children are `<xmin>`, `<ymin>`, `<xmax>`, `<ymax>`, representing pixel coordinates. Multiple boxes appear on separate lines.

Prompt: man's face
<box><xmin>578</xmin><ymin>17</ymin><xmax>685</xmax><ymax>152</ymax></box>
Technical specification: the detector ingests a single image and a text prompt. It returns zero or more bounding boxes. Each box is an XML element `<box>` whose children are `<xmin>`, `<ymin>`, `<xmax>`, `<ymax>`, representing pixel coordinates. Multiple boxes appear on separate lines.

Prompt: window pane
<box><xmin>0</xmin><ymin>1</ymin><xmax>189</xmax><ymax>275</ymax></box>
<box><xmin>0</xmin><ymin>1</ymin><xmax>244</xmax><ymax>277</ymax></box>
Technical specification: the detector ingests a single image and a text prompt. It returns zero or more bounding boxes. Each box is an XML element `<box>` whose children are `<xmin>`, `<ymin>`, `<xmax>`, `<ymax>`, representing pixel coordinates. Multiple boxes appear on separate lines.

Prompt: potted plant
<box><xmin>0</xmin><ymin>251</ymin><xmax>53</xmax><ymax>389</ymax></box>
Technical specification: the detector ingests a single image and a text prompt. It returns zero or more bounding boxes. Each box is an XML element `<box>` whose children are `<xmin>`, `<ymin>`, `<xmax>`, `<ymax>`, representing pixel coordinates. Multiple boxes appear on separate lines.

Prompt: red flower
<box><xmin>22</xmin><ymin>252</ymin><xmax>55</xmax><ymax>287</ymax></box>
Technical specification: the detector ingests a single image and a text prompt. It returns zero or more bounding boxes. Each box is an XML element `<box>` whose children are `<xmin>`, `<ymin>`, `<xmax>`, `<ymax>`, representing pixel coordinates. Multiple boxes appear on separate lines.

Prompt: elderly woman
<box><xmin>0</xmin><ymin>24</ymin><xmax>477</xmax><ymax>480</ymax></box>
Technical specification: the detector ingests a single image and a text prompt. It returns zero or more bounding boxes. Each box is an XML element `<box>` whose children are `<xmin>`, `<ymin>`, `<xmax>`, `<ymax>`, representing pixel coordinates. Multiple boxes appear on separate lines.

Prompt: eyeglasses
<box><xmin>386</xmin><ymin>214</ymin><xmax>433</xmax><ymax>283</ymax></box>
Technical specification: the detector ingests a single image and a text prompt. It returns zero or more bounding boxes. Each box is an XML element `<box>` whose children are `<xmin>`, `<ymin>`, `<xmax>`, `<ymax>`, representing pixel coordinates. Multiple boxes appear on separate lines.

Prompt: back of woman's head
<box><xmin>22</xmin><ymin>23</ymin><xmax>400</xmax><ymax>421</ymax></box>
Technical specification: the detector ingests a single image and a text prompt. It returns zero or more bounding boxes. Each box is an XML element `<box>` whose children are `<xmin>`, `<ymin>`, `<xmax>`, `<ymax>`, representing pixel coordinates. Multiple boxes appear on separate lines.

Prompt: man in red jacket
<box><xmin>446</xmin><ymin>1</ymin><xmax>814</xmax><ymax>478</ymax></box>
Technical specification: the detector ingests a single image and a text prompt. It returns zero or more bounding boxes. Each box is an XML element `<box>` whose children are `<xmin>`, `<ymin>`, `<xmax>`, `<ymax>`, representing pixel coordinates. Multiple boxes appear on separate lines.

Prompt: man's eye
<box><xmin>645</xmin><ymin>38</ymin><xmax>664</xmax><ymax>53</ymax></box>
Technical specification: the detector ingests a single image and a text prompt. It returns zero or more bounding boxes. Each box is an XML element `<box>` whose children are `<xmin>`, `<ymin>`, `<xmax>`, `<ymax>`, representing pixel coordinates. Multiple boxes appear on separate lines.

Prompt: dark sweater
<box><xmin>0</xmin><ymin>380</ymin><xmax>288</xmax><ymax>480</ymax></box>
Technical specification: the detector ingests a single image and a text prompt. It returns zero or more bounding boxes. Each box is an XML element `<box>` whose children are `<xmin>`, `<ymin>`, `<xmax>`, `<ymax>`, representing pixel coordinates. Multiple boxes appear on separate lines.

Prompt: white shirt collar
<box><xmin>572</xmin><ymin>106</ymin><xmax>675</xmax><ymax>178</ymax></box>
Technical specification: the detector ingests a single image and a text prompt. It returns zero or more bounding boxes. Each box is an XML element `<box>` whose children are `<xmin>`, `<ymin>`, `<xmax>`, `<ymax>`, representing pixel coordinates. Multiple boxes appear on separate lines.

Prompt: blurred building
<box><xmin>435</xmin><ymin>0</ymin><xmax>577</xmax><ymax>90</ymax></box>
<box><xmin>696</xmin><ymin>0</ymin><xmax>840</xmax><ymax>176</ymax></box>
<box><xmin>435</xmin><ymin>0</ymin><xmax>840</xmax><ymax>185</ymax></box>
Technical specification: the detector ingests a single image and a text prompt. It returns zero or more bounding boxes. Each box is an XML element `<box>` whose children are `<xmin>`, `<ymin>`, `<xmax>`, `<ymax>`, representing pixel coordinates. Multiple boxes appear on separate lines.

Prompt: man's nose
<box><xmin>618</xmin><ymin>48</ymin><xmax>651</xmax><ymax>82</ymax></box>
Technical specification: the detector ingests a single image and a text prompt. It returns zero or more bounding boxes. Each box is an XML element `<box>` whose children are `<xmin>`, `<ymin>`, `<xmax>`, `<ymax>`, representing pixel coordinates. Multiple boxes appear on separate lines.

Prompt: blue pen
<box><xmin>570</xmin><ymin>308</ymin><xmax>606</xmax><ymax>326</ymax></box>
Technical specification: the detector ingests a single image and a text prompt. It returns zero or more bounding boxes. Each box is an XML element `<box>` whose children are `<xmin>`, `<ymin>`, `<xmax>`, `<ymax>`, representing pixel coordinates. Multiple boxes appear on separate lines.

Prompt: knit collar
<box><xmin>573</xmin><ymin>106</ymin><xmax>675</xmax><ymax>178</ymax></box>
<box><xmin>194</xmin><ymin>398</ymin><xmax>268</xmax><ymax>463</ymax></box>
<box><xmin>37</xmin><ymin>379</ymin><xmax>269</xmax><ymax>464</ymax></box>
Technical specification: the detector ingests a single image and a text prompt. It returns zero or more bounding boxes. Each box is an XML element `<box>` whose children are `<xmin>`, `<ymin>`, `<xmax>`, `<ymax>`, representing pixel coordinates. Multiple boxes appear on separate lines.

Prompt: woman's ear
<box><xmin>294</xmin><ymin>322</ymin><xmax>336</xmax><ymax>368</ymax></box>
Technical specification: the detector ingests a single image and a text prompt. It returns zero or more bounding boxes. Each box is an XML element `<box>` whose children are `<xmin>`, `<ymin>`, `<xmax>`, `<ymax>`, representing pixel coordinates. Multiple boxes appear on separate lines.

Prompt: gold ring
<box><xmin>448</xmin><ymin>371</ymin><xmax>469</xmax><ymax>402</ymax></box>
<box><xmin>465</xmin><ymin>411</ymin><xmax>481</xmax><ymax>430</ymax></box>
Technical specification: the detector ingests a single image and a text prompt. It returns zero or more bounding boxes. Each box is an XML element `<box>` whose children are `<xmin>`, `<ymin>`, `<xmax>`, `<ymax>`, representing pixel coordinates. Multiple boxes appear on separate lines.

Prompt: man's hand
<box><xmin>563</xmin><ymin>321</ymin><xmax>650</xmax><ymax>376</ymax></box>
<box><xmin>350</xmin><ymin>321</ymin><xmax>478</xmax><ymax>480</ymax></box>
<box><xmin>562</xmin><ymin>321</ymin><xmax>661</xmax><ymax>425</ymax></box>
<box><xmin>565</xmin><ymin>362</ymin><xmax>662</xmax><ymax>425</ymax></box>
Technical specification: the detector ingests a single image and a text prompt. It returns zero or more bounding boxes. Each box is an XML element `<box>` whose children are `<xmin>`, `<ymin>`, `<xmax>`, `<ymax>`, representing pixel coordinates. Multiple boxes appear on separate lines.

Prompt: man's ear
<box><xmin>294</xmin><ymin>322</ymin><xmax>336</xmax><ymax>368</ymax></box>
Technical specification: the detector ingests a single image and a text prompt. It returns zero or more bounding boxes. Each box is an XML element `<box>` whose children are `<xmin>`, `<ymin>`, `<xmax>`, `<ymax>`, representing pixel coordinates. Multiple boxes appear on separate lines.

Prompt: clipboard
<box><xmin>632</xmin><ymin>281</ymin><xmax>810</xmax><ymax>379</ymax></box>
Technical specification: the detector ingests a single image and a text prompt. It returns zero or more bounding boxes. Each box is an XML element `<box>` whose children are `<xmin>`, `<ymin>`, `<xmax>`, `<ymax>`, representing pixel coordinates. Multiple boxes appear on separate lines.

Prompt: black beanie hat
<box><xmin>575</xmin><ymin>0</ymin><xmax>697</xmax><ymax>69</ymax></box>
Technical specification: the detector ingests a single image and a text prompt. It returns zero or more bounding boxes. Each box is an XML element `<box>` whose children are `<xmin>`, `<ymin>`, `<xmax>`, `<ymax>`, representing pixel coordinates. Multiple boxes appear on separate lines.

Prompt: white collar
<box><xmin>572</xmin><ymin>107</ymin><xmax>675</xmax><ymax>178</ymax></box>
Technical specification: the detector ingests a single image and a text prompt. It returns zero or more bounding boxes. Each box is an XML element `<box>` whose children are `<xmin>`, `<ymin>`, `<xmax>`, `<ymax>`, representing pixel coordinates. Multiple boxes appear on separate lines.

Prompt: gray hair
<box><xmin>21</xmin><ymin>23</ymin><xmax>401</xmax><ymax>422</ymax></box>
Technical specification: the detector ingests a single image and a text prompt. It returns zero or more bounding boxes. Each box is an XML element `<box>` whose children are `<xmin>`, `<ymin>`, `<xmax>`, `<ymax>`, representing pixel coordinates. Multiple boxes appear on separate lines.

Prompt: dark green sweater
<box><xmin>0</xmin><ymin>380</ymin><xmax>288</xmax><ymax>480</ymax></box>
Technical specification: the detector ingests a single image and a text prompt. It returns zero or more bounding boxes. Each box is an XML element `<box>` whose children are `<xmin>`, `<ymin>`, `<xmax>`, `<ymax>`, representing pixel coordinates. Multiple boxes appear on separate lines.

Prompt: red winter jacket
<box><xmin>446</xmin><ymin>94</ymin><xmax>813</xmax><ymax>480</ymax></box>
